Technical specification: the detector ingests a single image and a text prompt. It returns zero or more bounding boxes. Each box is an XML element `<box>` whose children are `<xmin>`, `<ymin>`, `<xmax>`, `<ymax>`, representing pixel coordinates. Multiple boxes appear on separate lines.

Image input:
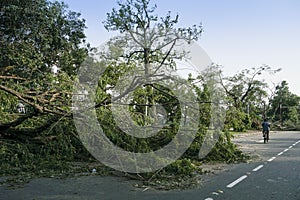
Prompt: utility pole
<box><xmin>263</xmin><ymin>101</ymin><xmax>266</xmax><ymax>119</ymax></box>
<box><xmin>280</xmin><ymin>103</ymin><xmax>283</xmax><ymax>127</ymax></box>
<box><xmin>247</xmin><ymin>102</ymin><xmax>250</xmax><ymax>115</ymax></box>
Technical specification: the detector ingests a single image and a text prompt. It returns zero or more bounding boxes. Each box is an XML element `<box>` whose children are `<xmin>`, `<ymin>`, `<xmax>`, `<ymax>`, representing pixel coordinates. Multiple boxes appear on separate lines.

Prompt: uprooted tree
<box><xmin>0</xmin><ymin>0</ymin><xmax>92</xmax><ymax>176</ymax></box>
<box><xmin>81</xmin><ymin>0</ymin><xmax>248</xmax><ymax>169</ymax></box>
<box><xmin>1</xmin><ymin>0</ymin><xmax>250</xmax><ymax>181</ymax></box>
<box><xmin>0</xmin><ymin>0</ymin><xmax>88</xmax><ymax>140</ymax></box>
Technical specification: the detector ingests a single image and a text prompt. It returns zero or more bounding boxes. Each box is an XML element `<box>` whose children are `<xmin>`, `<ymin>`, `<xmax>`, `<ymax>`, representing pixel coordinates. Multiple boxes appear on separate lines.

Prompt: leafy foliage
<box><xmin>218</xmin><ymin>65</ymin><xmax>280</xmax><ymax>131</ymax></box>
<box><xmin>225</xmin><ymin>108</ymin><xmax>251</xmax><ymax>132</ymax></box>
<box><xmin>268</xmin><ymin>81</ymin><xmax>300</xmax><ymax>128</ymax></box>
<box><xmin>0</xmin><ymin>0</ymin><xmax>93</xmax><ymax>184</ymax></box>
<box><xmin>0</xmin><ymin>0</ymin><xmax>259</xmax><ymax>188</ymax></box>
<box><xmin>204</xmin><ymin>130</ymin><xmax>250</xmax><ymax>163</ymax></box>
<box><xmin>0</xmin><ymin>0</ymin><xmax>88</xmax><ymax>119</ymax></box>
<box><xmin>0</xmin><ymin>119</ymin><xmax>95</xmax><ymax>177</ymax></box>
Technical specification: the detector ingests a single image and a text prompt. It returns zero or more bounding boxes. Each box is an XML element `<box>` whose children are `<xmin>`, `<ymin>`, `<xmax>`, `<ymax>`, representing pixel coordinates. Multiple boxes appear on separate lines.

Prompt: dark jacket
<box><xmin>262</xmin><ymin>121</ymin><xmax>270</xmax><ymax>131</ymax></box>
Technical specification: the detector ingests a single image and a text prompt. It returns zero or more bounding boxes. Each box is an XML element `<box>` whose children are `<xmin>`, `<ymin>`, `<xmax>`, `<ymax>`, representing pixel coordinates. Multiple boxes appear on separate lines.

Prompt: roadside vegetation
<box><xmin>1</xmin><ymin>0</ymin><xmax>299</xmax><ymax>190</ymax></box>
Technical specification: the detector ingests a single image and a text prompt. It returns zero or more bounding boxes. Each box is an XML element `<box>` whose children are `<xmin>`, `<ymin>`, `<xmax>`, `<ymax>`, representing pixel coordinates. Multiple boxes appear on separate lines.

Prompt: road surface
<box><xmin>0</xmin><ymin>131</ymin><xmax>299</xmax><ymax>200</ymax></box>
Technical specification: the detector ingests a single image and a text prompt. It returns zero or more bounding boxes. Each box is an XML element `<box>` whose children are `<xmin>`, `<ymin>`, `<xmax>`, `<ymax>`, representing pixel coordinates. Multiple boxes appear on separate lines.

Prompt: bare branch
<box><xmin>0</xmin><ymin>75</ymin><xmax>27</xmax><ymax>80</ymax></box>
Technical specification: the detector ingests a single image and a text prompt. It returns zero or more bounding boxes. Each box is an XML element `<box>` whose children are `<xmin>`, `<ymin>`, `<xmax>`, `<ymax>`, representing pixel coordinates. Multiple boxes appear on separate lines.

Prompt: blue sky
<box><xmin>62</xmin><ymin>0</ymin><xmax>300</xmax><ymax>95</ymax></box>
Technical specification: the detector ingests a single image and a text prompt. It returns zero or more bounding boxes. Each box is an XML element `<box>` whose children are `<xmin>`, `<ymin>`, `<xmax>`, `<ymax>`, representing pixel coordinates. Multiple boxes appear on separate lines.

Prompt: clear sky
<box><xmin>61</xmin><ymin>0</ymin><xmax>300</xmax><ymax>95</ymax></box>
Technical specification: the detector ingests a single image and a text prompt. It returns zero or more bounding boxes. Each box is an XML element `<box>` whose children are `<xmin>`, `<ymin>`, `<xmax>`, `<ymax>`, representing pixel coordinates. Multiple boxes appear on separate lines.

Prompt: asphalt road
<box><xmin>1</xmin><ymin>131</ymin><xmax>299</xmax><ymax>200</ymax></box>
<box><xmin>201</xmin><ymin>131</ymin><xmax>300</xmax><ymax>200</ymax></box>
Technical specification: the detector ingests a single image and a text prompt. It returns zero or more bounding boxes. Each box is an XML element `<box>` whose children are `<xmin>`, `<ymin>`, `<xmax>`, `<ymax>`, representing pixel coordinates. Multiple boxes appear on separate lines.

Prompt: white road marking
<box><xmin>252</xmin><ymin>165</ymin><xmax>264</xmax><ymax>172</ymax></box>
<box><xmin>268</xmin><ymin>157</ymin><xmax>276</xmax><ymax>162</ymax></box>
<box><xmin>277</xmin><ymin>152</ymin><xmax>283</xmax><ymax>156</ymax></box>
<box><xmin>227</xmin><ymin>175</ymin><xmax>248</xmax><ymax>188</ymax></box>
<box><xmin>206</xmin><ymin>139</ymin><xmax>300</xmax><ymax>199</ymax></box>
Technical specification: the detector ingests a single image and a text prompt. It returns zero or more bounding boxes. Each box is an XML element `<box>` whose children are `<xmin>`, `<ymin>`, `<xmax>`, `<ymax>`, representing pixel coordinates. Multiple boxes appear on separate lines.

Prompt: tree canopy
<box><xmin>0</xmin><ymin>0</ymin><xmax>88</xmax><ymax>137</ymax></box>
<box><xmin>268</xmin><ymin>81</ymin><xmax>300</xmax><ymax>126</ymax></box>
<box><xmin>1</xmin><ymin>0</ymin><xmax>300</xmax><ymax>188</ymax></box>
